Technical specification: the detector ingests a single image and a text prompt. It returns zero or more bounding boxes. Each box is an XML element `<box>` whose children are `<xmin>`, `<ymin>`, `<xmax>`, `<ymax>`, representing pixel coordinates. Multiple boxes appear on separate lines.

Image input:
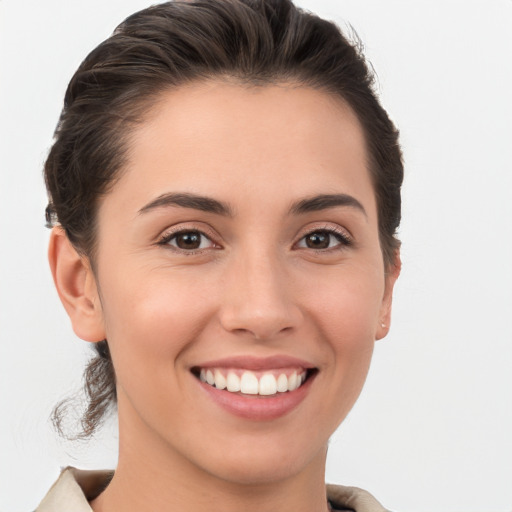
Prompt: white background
<box><xmin>1</xmin><ymin>1</ymin><xmax>511</xmax><ymax>511</ymax></box>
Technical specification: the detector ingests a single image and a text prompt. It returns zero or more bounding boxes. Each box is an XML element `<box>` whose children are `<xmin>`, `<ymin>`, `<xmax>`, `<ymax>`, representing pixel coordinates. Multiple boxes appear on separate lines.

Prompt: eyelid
<box><xmin>293</xmin><ymin>223</ymin><xmax>354</xmax><ymax>250</ymax></box>
<box><xmin>156</xmin><ymin>223</ymin><xmax>222</xmax><ymax>251</ymax></box>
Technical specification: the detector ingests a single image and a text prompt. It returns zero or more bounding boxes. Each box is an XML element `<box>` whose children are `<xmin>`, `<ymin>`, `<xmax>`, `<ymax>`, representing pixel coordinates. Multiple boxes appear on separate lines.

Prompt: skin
<box><xmin>49</xmin><ymin>81</ymin><xmax>400</xmax><ymax>512</ymax></box>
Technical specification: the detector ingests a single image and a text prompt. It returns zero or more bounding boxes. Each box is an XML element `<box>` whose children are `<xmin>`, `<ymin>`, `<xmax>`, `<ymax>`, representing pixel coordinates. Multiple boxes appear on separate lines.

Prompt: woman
<box><xmin>38</xmin><ymin>0</ymin><xmax>402</xmax><ymax>510</ymax></box>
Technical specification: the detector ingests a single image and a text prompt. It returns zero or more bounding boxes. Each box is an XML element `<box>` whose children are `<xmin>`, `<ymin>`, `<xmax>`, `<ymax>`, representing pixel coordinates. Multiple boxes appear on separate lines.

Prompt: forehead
<box><xmin>106</xmin><ymin>81</ymin><xmax>376</xmax><ymax>219</ymax></box>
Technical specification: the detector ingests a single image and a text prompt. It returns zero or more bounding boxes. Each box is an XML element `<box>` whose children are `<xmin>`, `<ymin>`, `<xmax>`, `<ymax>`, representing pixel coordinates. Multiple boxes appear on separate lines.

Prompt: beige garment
<box><xmin>36</xmin><ymin>467</ymin><xmax>390</xmax><ymax>512</ymax></box>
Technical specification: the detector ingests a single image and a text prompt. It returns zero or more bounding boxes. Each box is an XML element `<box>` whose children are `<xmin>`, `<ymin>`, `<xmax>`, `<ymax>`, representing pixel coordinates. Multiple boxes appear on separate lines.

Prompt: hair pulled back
<box><xmin>45</xmin><ymin>0</ymin><xmax>403</xmax><ymax>438</ymax></box>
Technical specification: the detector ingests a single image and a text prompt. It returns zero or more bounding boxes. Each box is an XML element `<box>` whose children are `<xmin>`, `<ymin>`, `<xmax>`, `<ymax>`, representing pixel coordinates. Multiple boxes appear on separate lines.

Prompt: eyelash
<box><xmin>157</xmin><ymin>228</ymin><xmax>220</xmax><ymax>254</ymax></box>
<box><xmin>157</xmin><ymin>225</ymin><xmax>353</xmax><ymax>255</ymax></box>
<box><xmin>294</xmin><ymin>226</ymin><xmax>353</xmax><ymax>252</ymax></box>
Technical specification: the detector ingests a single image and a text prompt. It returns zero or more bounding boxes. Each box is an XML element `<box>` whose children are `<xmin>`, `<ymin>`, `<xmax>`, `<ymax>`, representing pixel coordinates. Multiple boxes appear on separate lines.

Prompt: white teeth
<box><xmin>226</xmin><ymin>372</ymin><xmax>241</xmax><ymax>392</ymax></box>
<box><xmin>259</xmin><ymin>374</ymin><xmax>277</xmax><ymax>395</ymax></box>
<box><xmin>296</xmin><ymin>371</ymin><xmax>307</xmax><ymax>389</ymax></box>
<box><xmin>287</xmin><ymin>372</ymin><xmax>298</xmax><ymax>391</ymax></box>
<box><xmin>276</xmin><ymin>373</ymin><xmax>288</xmax><ymax>392</ymax></box>
<box><xmin>214</xmin><ymin>369</ymin><xmax>226</xmax><ymax>390</ymax></box>
<box><xmin>199</xmin><ymin>368</ymin><xmax>309</xmax><ymax>395</ymax></box>
<box><xmin>240</xmin><ymin>371</ymin><xmax>259</xmax><ymax>394</ymax></box>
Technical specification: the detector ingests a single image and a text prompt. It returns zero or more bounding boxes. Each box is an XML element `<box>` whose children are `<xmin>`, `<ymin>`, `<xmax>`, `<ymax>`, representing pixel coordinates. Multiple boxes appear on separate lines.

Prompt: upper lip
<box><xmin>193</xmin><ymin>355</ymin><xmax>316</xmax><ymax>371</ymax></box>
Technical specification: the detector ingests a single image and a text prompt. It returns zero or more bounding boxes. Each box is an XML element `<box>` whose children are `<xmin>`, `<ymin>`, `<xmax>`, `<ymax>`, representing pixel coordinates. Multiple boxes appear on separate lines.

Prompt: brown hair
<box><xmin>45</xmin><ymin>0</ymin><xmax>403</xmax><ymax>438</ymax></box>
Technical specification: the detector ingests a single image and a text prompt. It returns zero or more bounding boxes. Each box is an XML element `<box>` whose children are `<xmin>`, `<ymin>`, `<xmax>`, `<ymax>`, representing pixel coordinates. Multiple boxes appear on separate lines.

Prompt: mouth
<box><xmin>190</xmin><ymin>356</ymin><xmax>318</xmax><ymax>420</ymax></box>
<box><xmin>192</xmin><ymin>367</ymin><xmax>315</xmax><ymax>397</ymax></box>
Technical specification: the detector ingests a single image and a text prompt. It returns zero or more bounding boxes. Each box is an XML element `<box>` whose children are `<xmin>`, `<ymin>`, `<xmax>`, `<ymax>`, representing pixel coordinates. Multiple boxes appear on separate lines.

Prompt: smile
<box><xmin>198</xmin><ymin>368</ymin><xmax>308</xmax><ymax>396</ymax></box>
<box><xmin>191</xmin><ymin>356</ymin><xmax>317</xmax><ymax>420</ymax></box>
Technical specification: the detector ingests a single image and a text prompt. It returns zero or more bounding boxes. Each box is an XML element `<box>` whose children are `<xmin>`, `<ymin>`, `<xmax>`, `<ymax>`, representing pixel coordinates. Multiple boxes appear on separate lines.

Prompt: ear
<box><xmin>375</xmin><ymin>250</ymin><xmax>401</xmax><ymax>341</ymax></box>
<box><xmin>48</xmin><ymin>226</ymin><xmax>106</xmax><ymax>342</ymax></box>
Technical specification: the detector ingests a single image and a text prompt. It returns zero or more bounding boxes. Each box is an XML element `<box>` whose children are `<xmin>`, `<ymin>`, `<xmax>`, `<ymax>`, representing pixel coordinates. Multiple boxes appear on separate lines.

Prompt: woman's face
<box><xmin>85</xmin><ymin>82</ymin><xmax>398</xmax><ymax>483</ymax></box>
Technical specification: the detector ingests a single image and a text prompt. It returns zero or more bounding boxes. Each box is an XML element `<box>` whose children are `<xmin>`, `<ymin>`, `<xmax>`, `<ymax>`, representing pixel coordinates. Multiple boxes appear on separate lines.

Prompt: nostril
<box><xmin>218</xmin><ymin>266</ymin><xmax>304</xmax><ymax>339</ymax></box>
<box><xmin>219</xmin><ymin>306</ymin><xmax>303</xmax><ymax>341</ymax></box>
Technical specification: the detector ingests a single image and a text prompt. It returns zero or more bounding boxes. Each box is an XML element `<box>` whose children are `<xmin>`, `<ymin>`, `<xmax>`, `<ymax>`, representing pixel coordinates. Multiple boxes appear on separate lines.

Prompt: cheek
<box><xmin>98</xmin><ymin>267</ymin><xmax>216</xmax><ymax>379</ymax></box>
<box><xmin>305</xmin><ymin>265</ymin><xmax>384</xmax><ymax>341</ymax></box>
<box><xmin>303</xmin><ymin>265</ymin><xmax>384</xmax><ymax>388</ymax></box>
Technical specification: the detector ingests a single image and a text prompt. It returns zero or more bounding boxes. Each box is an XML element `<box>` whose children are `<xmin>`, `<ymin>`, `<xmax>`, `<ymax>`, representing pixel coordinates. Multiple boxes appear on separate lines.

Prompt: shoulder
<box><xmin>35</xmin><ymin>467</ymin><xmax>113</xmax><ymax>512</ymax></box>
<box><xmin>327</xmin><ymin>483</ymin><xmax>391</xmax><ymax>512</ymax></box>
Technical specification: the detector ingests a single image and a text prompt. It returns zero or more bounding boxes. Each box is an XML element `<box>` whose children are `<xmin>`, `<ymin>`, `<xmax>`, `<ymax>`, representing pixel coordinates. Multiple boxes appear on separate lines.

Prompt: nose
<box><xmin>219</xmin><ymin>250</ymin><xmax>303</xmax><ymax>340</ymax></box>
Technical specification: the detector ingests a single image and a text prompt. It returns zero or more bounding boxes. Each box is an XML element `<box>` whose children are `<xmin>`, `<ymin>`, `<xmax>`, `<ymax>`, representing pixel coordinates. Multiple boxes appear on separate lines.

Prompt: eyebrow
<box><xmin>138</xmin><ymin>192</ymin><xmax>233</xmax><ymax>217</ymax></box>
<box><xmin>138</xmin><ymin>191</ymin><xmax>366</xmax><ymax>218</ymax></box>
<box><xmin>290</xmin><ymin>194</ymin><xmax>367</xmax><ymax>217</ymax></box>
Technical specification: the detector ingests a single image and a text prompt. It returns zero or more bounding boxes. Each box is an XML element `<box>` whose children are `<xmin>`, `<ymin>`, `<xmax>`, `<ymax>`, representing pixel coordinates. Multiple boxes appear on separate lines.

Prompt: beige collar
<box><xmin>36</xmin><ymin>467</ymin><xmax>112</xmax><ymax>512</ymax></box>
<box><xmin>36</xmin><ymin>467</ymin><xmax>389</xmax><ymax>512</ymax></box>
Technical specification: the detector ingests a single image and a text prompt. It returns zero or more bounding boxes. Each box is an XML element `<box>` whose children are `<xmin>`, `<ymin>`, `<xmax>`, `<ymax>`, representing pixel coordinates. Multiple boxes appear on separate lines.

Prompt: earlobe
<box><xmin>48</xmin><ymin>226</ymin><xmax>105</xmax><ymax>342</ymax></box>
<box><xmin>375</xmin><ymin>250</ymin><xmax>401</xmax><ymax>341</ymax></box>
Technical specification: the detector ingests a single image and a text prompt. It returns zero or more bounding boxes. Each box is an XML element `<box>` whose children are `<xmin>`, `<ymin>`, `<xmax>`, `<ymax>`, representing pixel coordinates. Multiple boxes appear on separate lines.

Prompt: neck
<box><xmin>91</xmin><ymin>405</ymin><xmax>330</xmax><ymax>512</ymax></box>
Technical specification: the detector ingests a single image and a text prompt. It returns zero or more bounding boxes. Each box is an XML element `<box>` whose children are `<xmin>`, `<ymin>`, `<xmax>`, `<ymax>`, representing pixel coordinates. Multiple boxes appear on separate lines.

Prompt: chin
<box><xmin>194</xmin><ymin>436</ymin><xmax>328</xmax><ymax>486</ymax></box>
<box><xmin>206</xmin><ymin>459</ymin><xmax>307</xmax><ymax>486</ymax></box>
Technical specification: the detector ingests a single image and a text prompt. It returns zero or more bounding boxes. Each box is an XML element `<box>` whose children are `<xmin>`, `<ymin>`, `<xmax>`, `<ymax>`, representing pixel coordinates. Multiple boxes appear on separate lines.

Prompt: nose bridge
<box><xmin>219</xmin><ymin>244</ymin><xmax>302</xmax><ymax>339</ymax></box>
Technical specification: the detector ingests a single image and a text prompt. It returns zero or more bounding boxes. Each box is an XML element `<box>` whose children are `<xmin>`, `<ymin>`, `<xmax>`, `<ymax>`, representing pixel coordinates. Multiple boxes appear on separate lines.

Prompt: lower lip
<box><xmin>196</xmin><ymin>373</ymin><xmax>315</xmax><ymax>421</ymax></box>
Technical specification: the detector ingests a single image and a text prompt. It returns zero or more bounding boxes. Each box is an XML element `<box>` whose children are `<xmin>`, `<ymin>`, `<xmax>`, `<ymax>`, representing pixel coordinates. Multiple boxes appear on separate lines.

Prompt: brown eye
<box><xmin>175</xmin><ymin>232</ymin><xmax>202</xmax><ymax>249</ymax></box>
<box><xmin>297</xmin><ymin>229</ymin><xmax>352</xmax><ymax>250</ymax></box>
<box><xmin>162</xmin><ymin>230</ymin><xmax>215</xmax><ymax>251</ymax></box>
<box><xmin>305</xmin><ymin>232</ymin><xmax>330</xmax><ymax>249</ymax></box>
